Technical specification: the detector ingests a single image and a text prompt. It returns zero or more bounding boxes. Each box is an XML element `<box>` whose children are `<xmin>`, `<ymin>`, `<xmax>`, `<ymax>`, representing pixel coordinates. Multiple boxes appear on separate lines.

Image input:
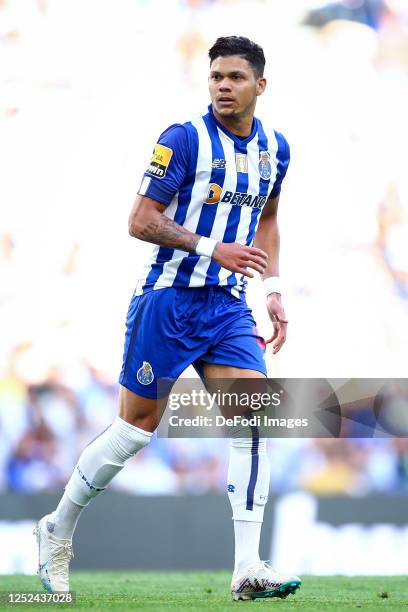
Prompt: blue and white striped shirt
<box><xmin>136</xmin><ymin>105</ymin><xmax>290</xmax><ymax>299</ymax></box>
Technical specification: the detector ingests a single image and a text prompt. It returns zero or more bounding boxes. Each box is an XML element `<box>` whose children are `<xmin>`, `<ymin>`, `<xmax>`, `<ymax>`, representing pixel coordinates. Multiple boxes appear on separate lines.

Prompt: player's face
<box><xmin>208</xmin><ymin>55</ymin><xmax>266</xmax><ymax>121</ymax></box>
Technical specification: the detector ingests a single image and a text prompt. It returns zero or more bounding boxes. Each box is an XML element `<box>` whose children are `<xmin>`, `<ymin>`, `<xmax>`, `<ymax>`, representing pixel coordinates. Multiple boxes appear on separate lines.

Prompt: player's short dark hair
<box><xmin>208</xmin><ymin>36</ymin><xmax>265</xmax><ymax>78</ymax></box>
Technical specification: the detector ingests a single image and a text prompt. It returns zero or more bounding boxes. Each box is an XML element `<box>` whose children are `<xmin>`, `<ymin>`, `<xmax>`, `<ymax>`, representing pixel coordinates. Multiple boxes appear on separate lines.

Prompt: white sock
<box><xmin>50</xmin><ymin>417</ymin><xmax>152</xmax><ymax>539</ymax></box>
<box><xmin>227</xmin><ymin>437</ymin><xmax>270</xmax><ymax>521</ymax></box>
<box><xmin>227</xmin><ymin>436</ymin><xmax>270</xmax><ymax>574</ymax></box>
<box><xmin>48</xmin><ymin>496</ymin><xmax>83</xmax><ymax>540</ymax></box>
<box><xmin>233</xmin><ymin>520</ymin><xmax>262</xmax><ymax>575</ymax></box>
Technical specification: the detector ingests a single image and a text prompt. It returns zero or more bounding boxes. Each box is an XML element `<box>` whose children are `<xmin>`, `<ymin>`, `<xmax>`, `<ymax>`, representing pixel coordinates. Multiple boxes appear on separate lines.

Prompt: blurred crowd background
<box><xmin>1</xmin><ymin>0</ymin><xmax>408</xmax><ymax>497</ymax></box>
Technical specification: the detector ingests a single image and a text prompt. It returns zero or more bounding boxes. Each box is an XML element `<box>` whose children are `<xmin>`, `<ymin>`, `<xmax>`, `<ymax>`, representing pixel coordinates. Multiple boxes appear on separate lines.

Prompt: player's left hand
<box><xmin>265</xmin><ymin>293</ymin><xmax>288</xmax><ymax>354</ymax></box>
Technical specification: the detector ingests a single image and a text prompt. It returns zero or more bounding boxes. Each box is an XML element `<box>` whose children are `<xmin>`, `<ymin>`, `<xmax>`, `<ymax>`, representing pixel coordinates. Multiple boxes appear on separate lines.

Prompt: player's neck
<box><xmin>212</xmin><ymin>109</ymin><xmax>254</xmax><ymax>139</ymax></box>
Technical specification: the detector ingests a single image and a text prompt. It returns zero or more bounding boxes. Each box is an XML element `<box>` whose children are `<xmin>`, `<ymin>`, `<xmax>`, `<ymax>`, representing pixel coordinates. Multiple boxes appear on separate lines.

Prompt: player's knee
<box><xmin>84</xmin><ymin>416</ymin><xmax>152</xmax><ymax>465</ymax></box>
<box><xmin>108</xmin><ymin>416</ymin><xmax>152</xmax><ymax>461</ymax></box>
<box><xmin>119</xmin><ymin>386</ymin><xmax>160</xmax><ymax>433</ymax></box>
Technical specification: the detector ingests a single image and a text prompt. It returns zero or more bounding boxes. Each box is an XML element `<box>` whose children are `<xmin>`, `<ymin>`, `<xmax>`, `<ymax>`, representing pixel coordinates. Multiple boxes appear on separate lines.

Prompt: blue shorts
<box><xmin>119</xmin><ymin>286</ymin><xmax>267</xmax><ymax>399</ymax></box>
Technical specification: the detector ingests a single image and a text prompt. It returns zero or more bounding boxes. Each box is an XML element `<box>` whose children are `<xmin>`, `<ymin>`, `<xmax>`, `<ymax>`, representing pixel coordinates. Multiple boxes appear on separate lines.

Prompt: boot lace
<box><xmin>49</xmin><ymin>540</ymin><xmax>74</xmax><ymax>575</ymax></box>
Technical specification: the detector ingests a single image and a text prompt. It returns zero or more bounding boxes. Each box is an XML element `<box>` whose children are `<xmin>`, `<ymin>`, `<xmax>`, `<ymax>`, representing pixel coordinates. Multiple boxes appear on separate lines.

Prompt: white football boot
<box><xmin>34</xmin><ymin>514</ymin><xmax>73</xmax><ymax>593</ymax></box>
<box><xmin>231</xmin><ymin>561</ymin><xmax>301</xmax><ymax>601</ymax></box>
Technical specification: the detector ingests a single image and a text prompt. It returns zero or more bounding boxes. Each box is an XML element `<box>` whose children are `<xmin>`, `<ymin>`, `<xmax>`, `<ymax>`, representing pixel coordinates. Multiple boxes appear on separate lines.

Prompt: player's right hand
<box><xmin>212</xmin><ymin>242</ymin><xmax>268</xmax><ymax>278</ymax></box>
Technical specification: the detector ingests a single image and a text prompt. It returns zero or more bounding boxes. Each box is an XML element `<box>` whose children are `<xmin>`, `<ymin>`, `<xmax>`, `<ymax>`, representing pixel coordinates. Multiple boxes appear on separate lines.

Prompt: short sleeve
<box><xmin>137</xmin><ymin>124</ymin><xmax>190</xmax><ymax>206</ymax></box>
<box><xmin>270</xmin><ymin>132</ymin><xmax>290</xmax><ymax>199</ymax></box>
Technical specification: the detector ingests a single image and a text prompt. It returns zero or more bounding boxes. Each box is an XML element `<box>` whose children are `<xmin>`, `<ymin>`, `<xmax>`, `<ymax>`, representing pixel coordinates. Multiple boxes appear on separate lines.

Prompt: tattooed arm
<box><xmin>128</xmin><ymin>194</ymin><xmax>268</xmax><ymax>278</ymax></box>
<box><xmin>128</xmin><ymin>195</ymin><xmax>200</xmax><ymax>252</ymax></box>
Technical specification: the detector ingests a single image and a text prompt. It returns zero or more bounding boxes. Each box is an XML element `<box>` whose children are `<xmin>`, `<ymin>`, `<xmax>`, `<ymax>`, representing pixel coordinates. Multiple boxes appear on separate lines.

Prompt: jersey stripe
<box><xmin>175</xmin><ymin>113</ymin><xmax>226</xmax><ymax>287</ymax></box>
<box><xmin>136</xmin><ymin>123</ymin><xmax>200</xmax><ymax>294</ymax></box>
<box><xmin>218</xmin><ymin>138</ymin><xmax>250</xmax><ymax>296</ymax></box>
<box><xmin>199</xmin><ymin>128</ymin><xmax>239</xmax><ymax>288</ymax></box>
<box><xmin>232</xmin><ymin>132</ymin><xmax>266</xmax><ymax>294</ymax></box>
<box><xmin>139</xmin><ymin>176</ymin><xmax>151</xmax><ymax>195</ymax></box>
<box><xmin>233</xmin><ymin>122</ymin><xmax>275</xmax><ymax>293</ymax></box>
<box><xmin>272</xmin><ymin>130</ymin><xmax>288</xmax><ymax>195</ymax></box>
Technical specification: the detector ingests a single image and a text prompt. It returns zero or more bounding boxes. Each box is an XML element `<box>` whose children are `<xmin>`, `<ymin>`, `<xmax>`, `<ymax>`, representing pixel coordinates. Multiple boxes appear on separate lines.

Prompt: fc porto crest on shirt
<box><xmin>258</xmin><ymin>150</ymin><xmax>272</xmax><ymax>180</ymax></box>
<box><xmin>137</xmin><ymin>361</ymin><xmax>154</xmax><ymax>385</ymax></box>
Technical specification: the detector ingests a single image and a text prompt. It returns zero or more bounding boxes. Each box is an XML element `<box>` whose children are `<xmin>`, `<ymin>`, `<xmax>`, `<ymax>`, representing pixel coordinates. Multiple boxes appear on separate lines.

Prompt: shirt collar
<box><xmin>208</xmin><ymin>104</ymin><xmax>258</xmax><ymax>147</ymax></box>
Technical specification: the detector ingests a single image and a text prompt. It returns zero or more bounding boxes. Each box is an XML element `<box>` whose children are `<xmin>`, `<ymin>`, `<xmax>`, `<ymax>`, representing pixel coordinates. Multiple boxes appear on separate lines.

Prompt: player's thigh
<box><xmin>203</xmin><ymin>364</ymin><xmax>266</xmax><ymax>420</ymax></box>
<box><xmin>200</xmin><ymin>316</ymin><xmax>267</xmax><ymax>380</ymax></box>
<box><xmin>118</xmin><ymin>384</ymin><xmax>168</xmax><ymax>432</ymax></box>
<box><xmin>203</xmin><ymin>364</ymin><xmax>266</xmax><ymax>379</ymax></box>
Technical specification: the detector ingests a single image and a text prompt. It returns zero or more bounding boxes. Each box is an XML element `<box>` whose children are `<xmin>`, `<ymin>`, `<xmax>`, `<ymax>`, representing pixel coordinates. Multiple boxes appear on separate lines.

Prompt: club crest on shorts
<box><xmin>137</xmin><ymin>361</ymin><xmax>154</xmax><ymax>385</ymax></box>
<box><xmin>259</xmin><ymin>150</ymin><xmax>272</xmax><ymax>180</ymax></box>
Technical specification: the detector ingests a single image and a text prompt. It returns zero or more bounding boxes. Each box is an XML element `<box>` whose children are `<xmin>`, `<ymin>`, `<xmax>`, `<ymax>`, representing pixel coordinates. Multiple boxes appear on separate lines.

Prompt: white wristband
<box><xmin>195</xmin><ymin>237</ymin><xmax>217</xmax><ymax>258</ymax></box>
<box><xmin>263</xmin><ymin>276</ymin><xmax>282</xmax><ymax>297</ymax></box>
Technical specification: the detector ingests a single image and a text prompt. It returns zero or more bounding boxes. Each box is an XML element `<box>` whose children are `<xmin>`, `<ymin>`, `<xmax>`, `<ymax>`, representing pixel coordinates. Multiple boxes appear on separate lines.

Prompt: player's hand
<box><xmin>265</xmin><ymin>293</ymin><xmax>288</xmax><ymax>354</ymax></box>
<box><xmin>212</xmin><ymin>242</ymin><xmax>268</xmax><ymax>278</ymax></box>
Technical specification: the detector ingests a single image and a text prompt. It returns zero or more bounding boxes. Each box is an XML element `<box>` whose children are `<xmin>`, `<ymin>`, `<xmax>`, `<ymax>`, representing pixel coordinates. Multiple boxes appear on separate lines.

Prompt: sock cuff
<box><xmin>114</xmin><ymin>416</ymin><xmax>153</xmax><ymax>439</ymax></box>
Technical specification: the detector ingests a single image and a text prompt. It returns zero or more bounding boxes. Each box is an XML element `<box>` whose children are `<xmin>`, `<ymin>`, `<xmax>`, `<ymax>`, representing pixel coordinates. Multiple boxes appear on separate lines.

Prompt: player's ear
<box><xmin>256</xmin><ymin>77</ymin><xmax>267</xmax><ymax>96</ymax></box>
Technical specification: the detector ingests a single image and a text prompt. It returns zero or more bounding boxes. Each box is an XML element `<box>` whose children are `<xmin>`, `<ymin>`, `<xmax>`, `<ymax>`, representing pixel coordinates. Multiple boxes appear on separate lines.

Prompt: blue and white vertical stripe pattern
<box><xmin>135</xmin><ymin>108</ymin><xmax>287</xmax><ymax>299</ymax></box>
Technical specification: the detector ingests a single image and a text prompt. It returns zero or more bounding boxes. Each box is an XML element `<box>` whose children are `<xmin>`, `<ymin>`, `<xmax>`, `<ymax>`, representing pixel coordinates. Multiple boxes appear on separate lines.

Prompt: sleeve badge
<box><xmin>146</xmin><ymin>144</ymin><xmax>173</xmax><ymax>179</ymax></box>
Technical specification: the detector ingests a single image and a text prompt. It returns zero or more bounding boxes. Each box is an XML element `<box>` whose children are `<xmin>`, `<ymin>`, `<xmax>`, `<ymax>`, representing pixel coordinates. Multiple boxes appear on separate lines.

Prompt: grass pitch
<box><xmin>0</xmin><ymin>572</ymin><xmax>407</xmax><ymax>611</ymax></box>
